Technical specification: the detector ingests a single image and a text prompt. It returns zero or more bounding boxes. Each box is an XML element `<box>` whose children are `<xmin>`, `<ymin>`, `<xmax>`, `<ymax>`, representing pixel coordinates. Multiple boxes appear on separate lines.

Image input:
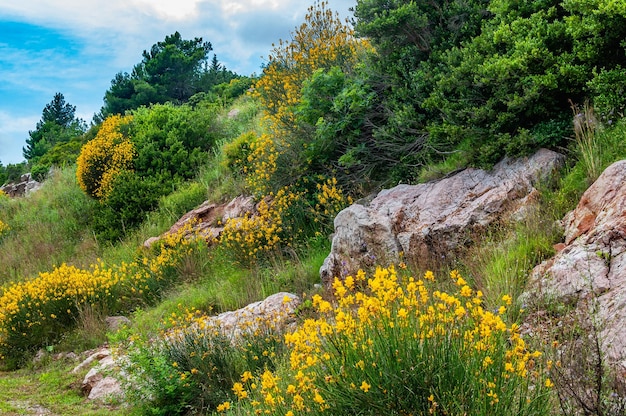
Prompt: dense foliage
<box><xmin>3</xmin><ymin>1</ymin><xmax>626</xmax><ymax>414</ymax></box>
<box><xmin>76</xmin><ymin>100</ymin><xmax>223</xmax><ymax>241</ymax></box>
<box><xmin>99</xmin><ymin>32</ymin><xmax>242</xmax><ymax>119</ymax></box>
<box><xmin>352</xmin><ymin>0</ymin><xmax>626</xmax><ymax>170</ymax></box>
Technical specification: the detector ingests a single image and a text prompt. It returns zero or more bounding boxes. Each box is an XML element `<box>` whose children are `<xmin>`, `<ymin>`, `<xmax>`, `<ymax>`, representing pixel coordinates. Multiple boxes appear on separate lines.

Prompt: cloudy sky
<box><xmin>0</xmin><ymin>0</ymin><xmax>355</xmax><ymax>165</ymax></box>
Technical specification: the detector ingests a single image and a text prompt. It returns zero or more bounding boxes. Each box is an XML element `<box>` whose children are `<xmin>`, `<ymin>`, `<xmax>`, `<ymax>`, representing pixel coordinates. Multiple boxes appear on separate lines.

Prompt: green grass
<box><xmin>0</xmin><ymin>360</ymin><xmax>135</xmax><ymax>415</ymax></box>
<box><xmin>0</xmin><ymin>167</ymin><xmax>100</xmax><ymax>285</ymax></box>
<box><xmin>2</xmin><ymin>98</ymin><xmax>626</xmax><ymax>414</ymax></box>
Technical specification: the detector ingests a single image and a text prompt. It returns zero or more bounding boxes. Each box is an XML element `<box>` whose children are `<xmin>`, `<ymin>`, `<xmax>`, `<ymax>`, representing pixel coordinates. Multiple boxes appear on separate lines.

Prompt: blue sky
<box><xmin>0</xmin><ymin>0</ymin><xmax>355</xmax><ymax>165</ymax></box>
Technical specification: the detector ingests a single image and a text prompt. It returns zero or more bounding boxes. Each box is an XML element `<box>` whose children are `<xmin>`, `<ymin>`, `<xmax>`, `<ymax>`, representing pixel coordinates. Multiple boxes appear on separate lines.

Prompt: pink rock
<box><xmin>320</xmin><ymin>149</ymin><xmax>565</xmax><ymax>286</ymax></box>
<box><xmin>526</xmin><ymin>159</ymin><xmax>626</xmax><ymax>376</ymax></box>
<box><xmin>144</xmin><ymin>195</ymin><xmax>255</xmax><ymax>247</ymax></box>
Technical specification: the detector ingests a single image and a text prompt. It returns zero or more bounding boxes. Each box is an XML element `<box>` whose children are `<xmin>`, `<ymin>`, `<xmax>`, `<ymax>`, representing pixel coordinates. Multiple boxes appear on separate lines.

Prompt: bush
<box><xmin>92</xmin><ymin>171</ymin><xmax>162</xmax><ymax>242</ymax></box>
<box><xmin>222</xmin><ymin>131</ymin><xmax>257</xmax><ymax>179</ymax></box>
<box><xmin>130</xmin><ymin>102</ymin><xmax>220</xmax><ymax>183</ymax></box>
<box><xmin>0</xmin><ymin>225</ymin><xmax>205</xmax><ymax>368</ymax></box>
<box><xmin>122</xmin><ymin>304</ymin><xmax>287</xmax><ymax>415</ymax></box>
<box><xmin>235</xmin><ymin>266</ymin><xmax>552</xmax><ymax>415</ymax></box>
<box><xmin>219</xmin><ymin>177</ymin><xmax>350</xmax><ymax>266</ymax></box>
<box><xmin>76</xmin><ymin>114</ymin><xmax>135</xmax><ymax>199</ymax></box>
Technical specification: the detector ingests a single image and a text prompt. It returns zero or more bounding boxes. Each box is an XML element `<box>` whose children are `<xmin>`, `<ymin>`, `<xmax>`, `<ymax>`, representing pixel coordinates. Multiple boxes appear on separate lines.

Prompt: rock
<box><xmin>169</xmin><ymin>292</ymin><xmax>301</xmax><ymax>343</ymax></box>
<box><xmin>88</xmin><ymin>375</ymin><xmax>122</xmax><ymax>401</ymax></box>
<box><xmin>73</xmin><ymin>347</ymin><xmax>124</xmax><ymax>401</ymax></box>
<box><xmin>144</xmin><ymin>195</ymin><xmax>255</xmax><ymax>248</ymax></box>
<box><xmin>210</xmin><ymin>292</ymin><xmax>301</xmax><ymax>340</ymax></box>
<box><xmin>72</xmin><ymin>347</ymin><xmax>111</xmax><ymax>374</ymax></box>
<box><xmin>525</xmin><ymin>159</ymin><xmax>626</xmax><ymax>374</ymax></box>
<box><xmin>1</xmin><ymin>172</ymin><xmax>42</xmax><ymax>197</ymax></box>
<box><xmin>105</xmin><ymin>316</ymin><xmax>131</xmax><ymax>332</ymax></box>
<box><xmin>320</xmin><ymin>149</ymin><xmax>565</xmax><ymax>286</ymax></box>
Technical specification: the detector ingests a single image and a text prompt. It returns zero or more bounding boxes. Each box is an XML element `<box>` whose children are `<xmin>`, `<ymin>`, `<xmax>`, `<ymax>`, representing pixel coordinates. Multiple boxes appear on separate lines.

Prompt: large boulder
<box><xmin>526</xmin><ymin>159</ymin><xmax>626</xmax><ymax>376</ymax></box>
<box><xmin>169</xmin><ymin>292</ymin><xmax>301</xmax><ymax>344</ymax></box>
<box><xmin>144</xmin><ymin>195</ymin><xmax>255</xmax><ymax>248</ymax></box>
<box><xmin>320</xmin><ymin>149</ymin><xmax>565</xmax><ymax>286</ymax></box>
<box><xmin>0</xmin><ymin>173</ymin><xmax>42</xmax><ymax>197</ymax></box>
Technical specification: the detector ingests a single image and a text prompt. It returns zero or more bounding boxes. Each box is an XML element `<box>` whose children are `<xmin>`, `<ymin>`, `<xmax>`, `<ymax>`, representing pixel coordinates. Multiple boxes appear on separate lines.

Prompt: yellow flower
<box><xmin>360</xmin><ymin>381</ymin><xmax>371</xmax><ymax>392</ymax></box>
<box><xmin>483</xmin><ymin>356</ymin><xmax>494</xmax><ymax>368</ymax></box>
<box><xmin>216</xmin><ymin>401</ymin><xmax>230</xmax><ymax>412</ymax></box>
<box><xmin>502</xmin><ymin>294</ymin><xmax>513</xmax><ymax>305</ymax></box>
<box><xmin>545</xmin><ymin>378</ymin><xmax>554</xmax><ymax>388</ymax></box>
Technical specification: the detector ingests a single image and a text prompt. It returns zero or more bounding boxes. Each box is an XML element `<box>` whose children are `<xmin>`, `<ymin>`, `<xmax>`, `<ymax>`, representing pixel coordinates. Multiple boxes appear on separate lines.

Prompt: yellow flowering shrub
<box><xmin>243</xmin><ymin>133</ymin><xmax>279</xmax><ymax>196</ymax></box>
<box><xmin>0</xmin><ymin>219</ymin><xmax>9</xmax><ymax>237</ymax></box>
<box><xmin>219</xmin><ymin>176</ymin><xmax>350</xmax><ymax>264</ymax></box>
<box><xmin>76</xmin><ymin>114</ymin><xmax>135</xmax><ymax>200</ymax></box>
<box><xmin>236</xmin><ymin>266</ymin><xmax>552</xmax><ymax>415</ymax></box>
<box><xmin>0</xmin><ymin>222</ymin><xmax>203</xmax><ymax>367</ymax></box>
<box><xmin>253</xmin><ymin>1</ymin><xmax>365</xmax><ymax>135</ymax></box>
<box><xmin>312</xmin><ymin>176</ymin><xmax>352</xmax><ymax>229</ymax></box>
<box><xmin>220</xmin><ymin>186</ymin><xmax>304</xmax><ymax>264</ymax></box>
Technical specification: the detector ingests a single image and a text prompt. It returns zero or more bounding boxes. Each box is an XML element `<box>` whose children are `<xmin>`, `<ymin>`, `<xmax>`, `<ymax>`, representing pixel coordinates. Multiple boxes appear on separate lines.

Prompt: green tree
<box><xmin>140</xmin><ymin>32</ymin><xmax>212</xmax><ymax>102</ymax></box>
<box><xmin>24</xmin><ymin>93</ymin><xmax>86</xmax><ymax>161</ymax></box>
<box><xmin>99</xmin><ymin>32</ymin><xmax>224</xmax><ymax>119</ymax></box>
<box><xmin>349</xmin><ymin>0</ymin><xmax>490</xmax><ymax>177</ymax></box>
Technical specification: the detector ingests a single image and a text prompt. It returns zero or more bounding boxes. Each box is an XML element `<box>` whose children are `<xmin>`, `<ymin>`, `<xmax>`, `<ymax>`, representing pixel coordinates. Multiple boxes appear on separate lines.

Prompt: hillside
<box><xmin>1</xmin><ymin>1</ymin><xmax>626</xmax><ymax>415</ymax></box>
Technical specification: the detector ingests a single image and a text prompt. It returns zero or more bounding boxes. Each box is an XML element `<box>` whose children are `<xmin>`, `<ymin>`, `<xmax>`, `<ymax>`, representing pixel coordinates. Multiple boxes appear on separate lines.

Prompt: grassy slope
<box><xmin>1</xmin><ymin>97</ymin><xmax>625</xmax><ymax>414</ymax></box>
<box><xmin>0</xmin><ymin>362</ymin><xmax>130</xmax><ymax>416</ymax></box>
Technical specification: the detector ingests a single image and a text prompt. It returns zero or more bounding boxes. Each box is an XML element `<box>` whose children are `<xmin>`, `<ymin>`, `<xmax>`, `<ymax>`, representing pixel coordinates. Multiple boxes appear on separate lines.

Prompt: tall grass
<box><xmin>0</xmin><ymin>167</ymin><xmax>100</xmax><ymax>285</ymax></box>
<box><xmin>226</xmin><ymin>267</ymin><xmax>552</xmax><ymax>415</ymax></box>
<box><xmin>461</xmin><ymin>207</ymin><xmax>561</xmax><ymax>315</ymax></box>
<box><xmin>571</xmin><ymin>100</ymin><xmax>602</xmax><ymax>184</ymax></box>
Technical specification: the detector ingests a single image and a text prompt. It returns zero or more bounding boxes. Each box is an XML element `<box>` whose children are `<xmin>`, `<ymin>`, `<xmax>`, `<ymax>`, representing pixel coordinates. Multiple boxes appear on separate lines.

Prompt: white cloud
<box><xmin>130</xmin><ymin>0</ymin><xmax>203</xmax><ymax>20</ymax></box>
<box><xmin>0</xmin><ymin>0</ymin><xmax>356</xmax><ymax>162</ymax></box>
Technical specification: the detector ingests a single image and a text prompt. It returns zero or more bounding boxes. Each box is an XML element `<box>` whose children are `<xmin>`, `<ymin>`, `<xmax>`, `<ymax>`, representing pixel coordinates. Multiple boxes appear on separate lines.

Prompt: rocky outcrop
<box><xmin>72</xmin><ymin>347</ymin><xmax>124</xmax><ymax>401</ymax></box>
<box><xmin>168</xmin><ymin>292</ymin><xmax>301</xmax><ymax>344</ymax></box>
<box><xmin>526</xmin><ymin>160</ymin><xmax>626</xmax><ymax>376</ymax></box>
<box><xmin>320</xmin><ymin>149</ymin><xmax>565</xmax><ymax>286</ymax></box>
<box><xmin>1</xmin><ymin>173</ymin><xmax>42</xmax><ymax>197</ymax></box>
<box><xmin>144</xmin><ymin>195</ymin><xmax>255</xmax><ymax>248</ymax></box>
<box><xmin>80</xmin><ymin>293</ymin><xmax>300</xmax><ymax>401</ymax></box>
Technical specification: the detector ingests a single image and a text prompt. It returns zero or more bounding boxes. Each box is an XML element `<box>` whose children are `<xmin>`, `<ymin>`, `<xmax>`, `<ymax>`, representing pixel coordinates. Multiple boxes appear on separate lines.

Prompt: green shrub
<box><xmin>589</xmin><ymin>67</ymin><xmax>626</xmax><ymax>119</ymax></box>
<box><xmin>93</xmin><ymin>171</ymin><xmax>162</xmax><ymax>242</ymax></box>
<box><xmin>222</xmin><ymin>131</ymin><xmax>256</xmax><ymax>178</ymax></box>
<box><xmin>233</xmin><ymin>266</ymin><xmax>553</xmax><ymax>415</ymax></box>
<box><xmin>130</xmin><ymin>102</ymin><xmax>220</xmax><ymax>183</ymax></box>
<box><xmin>121</xmin><ymin>304</ymin><xmax>287</xmax><ymax>415</ymax></box>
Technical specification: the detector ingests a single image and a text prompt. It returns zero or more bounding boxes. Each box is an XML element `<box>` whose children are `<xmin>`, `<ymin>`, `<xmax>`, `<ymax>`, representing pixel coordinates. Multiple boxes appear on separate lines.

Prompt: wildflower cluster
<box><xmin>76</xmin><ymin>114</ymin><xmax>135</xmax><ymax>200</ymax></box>
<box><xmin>0</xmin><ymin>219</ymin><xmax>9</xmax><ymax>238</ymax></box>
<box><xmin>220</xmin><ymin>187</ymin><xmax>304</xmax><ymax>264</ymax></box>
<box><xmin>219</xmin><ymin>176</ymin><xmax>350</xmax><ymax>265</ymax></box>
<box><xmin>312</xmin><ymin>176</ymin><xmax>351</xmax><ymax>229</ymax></box>
<box><xmin>236</xmin><ymin>266</ymin><xmax>551</xmax><ymax>415</ymax></box>
<box><xmin>253</xmin><ymin>1</ymin><xmax>365</xmax><ymax>135</ymax></box>
<box><xmin>243</xmin><ymin>133</ymin><xmax>279</xmax><ymax>196</ymax></box>
<box><xmin>0</xmin><ymin>223</ymin><xmax>203</xmax><ymax>367</ymax></box>
<box><xmin>122</xmin><ymin>298</ymin><xmax>295</xmax><ymax>414</ymax></box>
